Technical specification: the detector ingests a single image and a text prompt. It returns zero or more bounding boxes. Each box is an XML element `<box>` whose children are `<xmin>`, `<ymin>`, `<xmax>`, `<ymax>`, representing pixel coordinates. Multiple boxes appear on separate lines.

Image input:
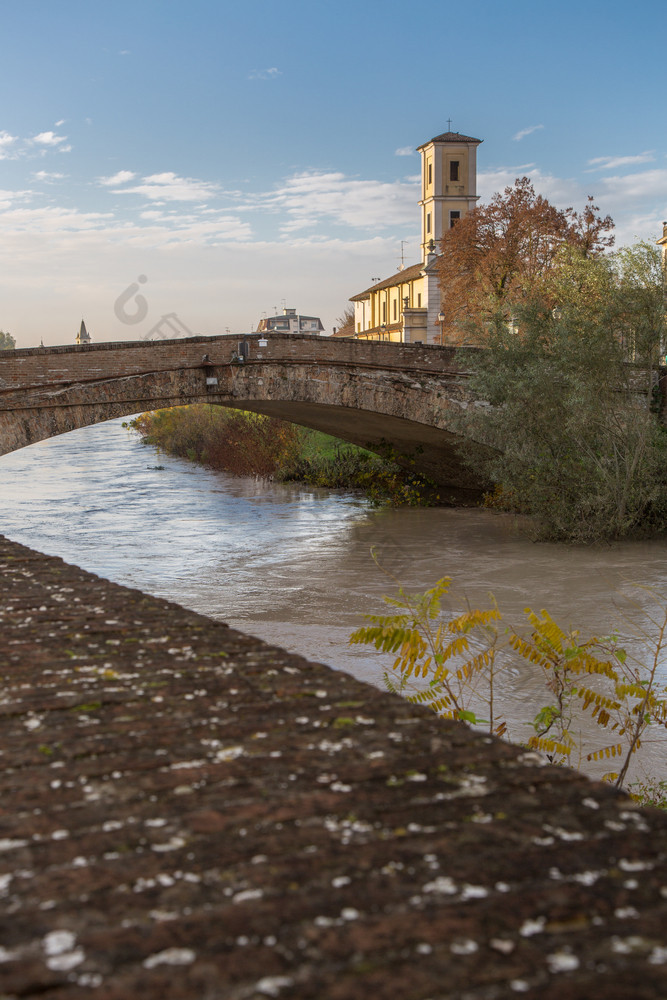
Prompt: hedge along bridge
<box><xmin>0</xmin><ymin>333</ymin><xmax>487</xmax><ymax>503</ymax></box>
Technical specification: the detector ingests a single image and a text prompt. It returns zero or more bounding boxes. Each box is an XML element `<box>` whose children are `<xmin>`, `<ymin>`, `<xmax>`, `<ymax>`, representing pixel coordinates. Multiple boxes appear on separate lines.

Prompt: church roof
<box><xmin>350</xmin><ymin>260</ymin><xmax>425</xmax><ymax>301</ymax></box>
<box><xmin>417</xmin><ymin>131</ymin><xmax>482</xmax><ymax>149</ymax></box>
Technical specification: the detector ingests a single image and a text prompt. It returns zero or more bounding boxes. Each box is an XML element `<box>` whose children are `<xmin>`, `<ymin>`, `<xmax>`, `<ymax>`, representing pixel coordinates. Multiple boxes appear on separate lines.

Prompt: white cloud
<box><xmin>478</xmin><ymin>165</ymin><xmax>579</xmax><ymax>206</ymax></box>
<box><xmin>0</xmin><ymin>197</ymin><xmax>251</xmax><ymax>248</ymax></box>
<box><xmin>258</xmin><ymin>170</ymin><xmax>419</xmax><ymax>231</ymax></box>
<box><xmin>98</xmin><ymin>170</ymin><xmax>137</xmax><ymax>186</ymax></box>
<box><xmin>513</xmin><ymin>125</ymin><xmax>544</xmax><ymax>142</ymax></box>
<box><xmin>280</xmin><ymin>217</ymin><xmax>318</xmax><ymax>234</ymax></box>
<box><xmin>596</xmin><ymin>167</ymin><xmax>667</xmax><ymax>201</ymax></box>
<box><xmin>32</xmin><ymin>171</ymin><xmax>66</xmax><ymax>182</ymax></box>
<box><xmin>395</xmin><ymin>146</ymin><xmax>415</xmax><ymax>157</ymax></box>
<box><xmin>112</xmin><ymin>171</ymin><xmax>220</xmax><ymax>202</ymax></box>
<box><xmin>32</xmin><ymin>131</ymin><xmax>68</xmax><ymax>146</ymax></box>
<box><xmin>0</xmin><ymin>130</ymin><xmax>17</xmax><ymax>160</ymax></box>
<box><xmin>586</xmin><ymin>151</ymin><xmax>655</xmax><ymax>171</ymax></box>
<box><xmin>54</xmin><ymin>119</ymin><xmax>65</xmax><ymax>127</ymax></box>
<box><xmin>0</xmin><ymin>188</ymin><xmax>34</xmax><ymax>210</ymax></box>
<box><xmin>248</xmin><ymin>67</ymin><xmax>282</xmax><ymax>80</ymax></box>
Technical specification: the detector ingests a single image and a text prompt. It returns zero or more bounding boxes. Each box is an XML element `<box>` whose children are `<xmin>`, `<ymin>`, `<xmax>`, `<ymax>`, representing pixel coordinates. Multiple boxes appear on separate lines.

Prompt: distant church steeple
<box><xmin>76</xmin><ymin>319</ymin><xmax>91</xmax><ymax>345</ymax></box>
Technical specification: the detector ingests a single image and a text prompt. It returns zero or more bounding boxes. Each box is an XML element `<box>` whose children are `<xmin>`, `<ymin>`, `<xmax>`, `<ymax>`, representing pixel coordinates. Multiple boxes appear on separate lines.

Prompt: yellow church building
<box><xmin>349</xmin><ymin>129</ymin><xmax>482</xmax><ymax>344</ymax></box>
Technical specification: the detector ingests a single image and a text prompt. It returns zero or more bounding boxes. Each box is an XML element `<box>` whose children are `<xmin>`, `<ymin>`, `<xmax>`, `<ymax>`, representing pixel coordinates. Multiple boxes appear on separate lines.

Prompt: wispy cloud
<box><xmin>257</xmin><ymin>170</ymin><xmax>419</xmax><ymax>232</ymax></box>
<box><xmin>108</xmin><ymin>171</ymin><xmax>220</xmax><ymax>202</ymax></box>
<box><xmin>587</xmin><ymin>151</ymin><xmax>655</xmax><ymax>171</ymax></box>
<box><xmin>0</xmin><ymin>131</ymin><xmax>18</xmax><ymax>158</ymax></box>
<box><xmin>0</xmin><ymin>188</ymin><xmax>33</xmax><ymax>211</ymax></box>
<box><xmin>0</xmin><ymin>128</ymin><xmax>75</xmax><ymax>160</ymax></box>
<box><xmin>478</xmin><ymin>164</ymin><xmax>580</xmax><ymax>206</ymax></box>
<box><xmin>513</xmin><ymin>124</ymin><xmax>544</xmax><ymax>142</ymax></box>
<box><xmin>395</xmin><ymin>146</ymin><xmax>414</xmax><ymax>157</ymax></box>
<box><xmin>596</xmin><ymin>167</ymin><xmax>667</xmax><ymax>200</ymax></box>
<box><xmin>0</xmin><ymin>199</ymin><xmax>251</xmax><ymax>247</ymax></box>
<box><xmin>98</xmin><ymin>170</ymin><xmax>137</xmax><ymax>186</ymax></box>
<box><xmin>248</xmin><ymin>67</ymin><xmax>282</xmax><ymax>80</ymax></box>
<box><xmin>32</xmin><ymin>170</ymin><xmax>66</xmax><ymax>182</ymax></box>
<box><xmin>32</xmin><ymin>131</ymin><xmax>68</xmax><ymax>147</ymax></box>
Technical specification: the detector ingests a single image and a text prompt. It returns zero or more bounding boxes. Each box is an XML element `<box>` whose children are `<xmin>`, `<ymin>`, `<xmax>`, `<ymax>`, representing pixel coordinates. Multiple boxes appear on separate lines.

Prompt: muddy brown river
<box><xmin>2</xmin><ymin>416</ymin><xmax>665</xmax><ymax>784</ymax></box>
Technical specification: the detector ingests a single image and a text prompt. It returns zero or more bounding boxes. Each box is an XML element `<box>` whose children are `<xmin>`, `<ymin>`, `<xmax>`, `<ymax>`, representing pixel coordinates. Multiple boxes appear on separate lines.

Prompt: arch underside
<box><xmin>0</xmin><ymin>362</ymin><xmax>490</xmax><ymax>502</ymax></box>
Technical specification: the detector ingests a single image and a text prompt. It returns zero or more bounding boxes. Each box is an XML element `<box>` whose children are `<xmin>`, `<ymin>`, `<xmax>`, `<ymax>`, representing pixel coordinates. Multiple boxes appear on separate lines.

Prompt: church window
<box><xmin>428</xmin><ymin>162</ymin><xmax>432</xmax><ymax>186</ymax></box>
<box><xmin>426</xmin><ymin>213</ymin><xmax>431</xmax><ymax>234</ymax></box>
<box><xmin>382</xmin><ymin>301</ymin><xmax>386</xmax><ymax>323</ymax></box>
<box><xmin>450</xmin><ymin>210</ymin><xmax>461</xmax><ymax>227</ymax></box>
<box><xmin>393</xmin><ymin>299</ymin><xmax>397</xmax><ymax>321</ymax></box>
<box><xmin>417</xmin><ymin>293</ymin><xmax>422</xmax><ymax>307</ymax></box>
<box><xmin>450</xmin><ymin>160</ymin><xmax>460</xmax><ymax>181</ymax></box>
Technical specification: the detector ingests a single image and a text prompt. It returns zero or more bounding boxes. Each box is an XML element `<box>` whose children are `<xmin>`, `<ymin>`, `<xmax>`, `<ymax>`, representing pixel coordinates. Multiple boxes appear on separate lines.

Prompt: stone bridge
<box><xmin>0</xmin><ymin>334</ymin><xmax>487</xmax><ymax>503</ymax></box>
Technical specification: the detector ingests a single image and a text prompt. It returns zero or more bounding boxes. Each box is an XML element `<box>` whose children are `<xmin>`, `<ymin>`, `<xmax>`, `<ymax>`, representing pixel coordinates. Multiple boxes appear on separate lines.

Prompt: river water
<box><xmin>1</xmin><ymin>416</ymin><xmax>666</xmax><ymax>781</ymax></box>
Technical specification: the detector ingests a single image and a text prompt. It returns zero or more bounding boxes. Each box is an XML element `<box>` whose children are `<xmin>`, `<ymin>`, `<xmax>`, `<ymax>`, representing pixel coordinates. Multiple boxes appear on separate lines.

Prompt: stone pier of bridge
<box><xmin>0</xmin><ymin>535</ymin><xmax>666</xmax><ymax>998</ymax></box>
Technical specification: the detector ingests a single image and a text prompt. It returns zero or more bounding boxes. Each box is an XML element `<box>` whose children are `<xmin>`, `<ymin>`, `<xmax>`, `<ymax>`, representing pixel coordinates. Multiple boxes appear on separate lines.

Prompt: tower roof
<box><xmin>76</xmin><ymin>319</ymin><xmax>91</xmax><ymax>344</ymax></box>
<box><xmin>417</xmin><ymin>131</ymin><xmax>482</xmax><ymax>150</ymax></box>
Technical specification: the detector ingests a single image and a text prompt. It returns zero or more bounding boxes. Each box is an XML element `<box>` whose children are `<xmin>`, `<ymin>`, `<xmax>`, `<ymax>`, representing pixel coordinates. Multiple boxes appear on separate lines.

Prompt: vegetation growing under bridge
<box><xmin>129</xmin><ymin>406</ymin><xmax>438</xmax><ymax>506</ymax></box>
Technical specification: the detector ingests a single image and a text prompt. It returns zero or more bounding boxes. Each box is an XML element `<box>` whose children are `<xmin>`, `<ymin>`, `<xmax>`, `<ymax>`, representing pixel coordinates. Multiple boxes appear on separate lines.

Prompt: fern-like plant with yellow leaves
<box><xmin>349</xmin><ymin>575</ymin><xmax>507</xmax><ymax>738</ymax></box>
<box><xmin>350</xmin><ymin>571</ymin><xmax>667</xmax><ymax>792</ymax></box>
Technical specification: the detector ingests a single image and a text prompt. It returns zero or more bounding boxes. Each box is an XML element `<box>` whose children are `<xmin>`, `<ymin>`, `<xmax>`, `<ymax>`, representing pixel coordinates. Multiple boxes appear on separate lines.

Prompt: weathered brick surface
<box><xmin>0</xmin><ymin>535</ymin><xmax>666</xmax><ymax>998</ymax></box>
<box><xmin>0</xmin><ymin>335</ymin><xmax>466</xmax><ymax>387</ymax></box>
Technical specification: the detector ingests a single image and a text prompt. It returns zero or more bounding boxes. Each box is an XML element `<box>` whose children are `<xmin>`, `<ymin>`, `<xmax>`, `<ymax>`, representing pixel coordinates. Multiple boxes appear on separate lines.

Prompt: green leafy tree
<box><xmin>456</xmin><ymin>245</ymin><xmax>667</xmax><ymax>542</ymax></box>
<box><xmin>0</xmin><ymin>330</ymin><xmax>16</xmax><ymax>350</ymax></box>
<box><xmin>613</xmin><ymin>241</ymin><xmax>666</xmax><ymax>375</ymax></box>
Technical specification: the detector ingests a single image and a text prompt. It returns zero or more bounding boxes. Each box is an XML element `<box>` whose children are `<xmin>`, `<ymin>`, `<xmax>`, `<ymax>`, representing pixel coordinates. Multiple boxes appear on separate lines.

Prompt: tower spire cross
<box><xmin>447</xmin><ymin>117</ymin><xmax>453</xmax><ymax>131</ymax></box>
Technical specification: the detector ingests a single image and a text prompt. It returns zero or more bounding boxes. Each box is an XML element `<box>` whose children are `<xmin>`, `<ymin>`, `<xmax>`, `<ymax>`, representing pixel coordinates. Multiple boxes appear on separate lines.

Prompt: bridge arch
<box><xmin>0</xmin><ymin>334</ymin><xmax>489</xmax><ymax>502</ymax></box>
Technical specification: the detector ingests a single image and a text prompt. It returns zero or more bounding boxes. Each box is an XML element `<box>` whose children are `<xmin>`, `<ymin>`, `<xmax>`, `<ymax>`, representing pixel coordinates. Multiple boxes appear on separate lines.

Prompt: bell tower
<box><xmin>76</xmin><ymin>320</ymin><xmax>91</xmax><ymax>345</ymax></box>
<box><xmin>417</xmin><ymin>129</ymin><xmax>482</xmax><ymax>261</ymax></box>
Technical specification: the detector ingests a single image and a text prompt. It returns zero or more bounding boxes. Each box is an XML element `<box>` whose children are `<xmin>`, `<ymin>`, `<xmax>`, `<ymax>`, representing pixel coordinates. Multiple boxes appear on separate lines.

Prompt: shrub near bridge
<box><xmin>130</xmin><ymin>406</ymin><xmax>301</xmax><ymax>479</ymax></box>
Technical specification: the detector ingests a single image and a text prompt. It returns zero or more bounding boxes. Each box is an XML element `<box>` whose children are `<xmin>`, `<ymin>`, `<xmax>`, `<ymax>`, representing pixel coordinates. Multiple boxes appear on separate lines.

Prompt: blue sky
<box><xmin>1</xmin><ymin>0</ymin><xmax>665</xmax><ymax>347</ymax></box>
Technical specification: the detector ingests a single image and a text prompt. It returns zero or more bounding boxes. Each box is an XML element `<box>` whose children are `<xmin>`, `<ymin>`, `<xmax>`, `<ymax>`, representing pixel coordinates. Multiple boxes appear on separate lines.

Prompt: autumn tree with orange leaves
<box><xmin>436</xmin><ymin>177</ymin><xmax>614</xmax><ymax>343</ymax></box>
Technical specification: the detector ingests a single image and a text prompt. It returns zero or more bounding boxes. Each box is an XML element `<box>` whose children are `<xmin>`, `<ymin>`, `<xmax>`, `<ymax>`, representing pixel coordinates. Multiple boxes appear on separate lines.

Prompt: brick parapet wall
<box><xmin>0</xmin><ymin>335</ymin><xmax>469</xmax><ymax>390</ymax></box>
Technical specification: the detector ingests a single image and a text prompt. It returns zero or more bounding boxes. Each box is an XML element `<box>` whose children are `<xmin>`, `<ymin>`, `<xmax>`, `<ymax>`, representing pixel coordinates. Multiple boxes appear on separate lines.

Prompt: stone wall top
<box><xmin>0</xmin><ymin>334</ymin><xmax>471</xmax><ymax>391</ymax></box>
<box><xmin>0</xmin><ymin>534</ymin><xmax>666</xmax><ymax>998</ymax></box>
